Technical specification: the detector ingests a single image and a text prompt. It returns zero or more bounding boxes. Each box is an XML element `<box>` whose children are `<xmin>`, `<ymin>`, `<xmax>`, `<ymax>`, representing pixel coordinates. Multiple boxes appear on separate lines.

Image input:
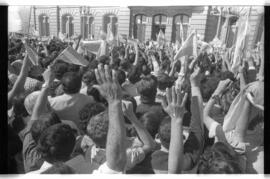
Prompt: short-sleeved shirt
<box><xmin>48</xmin><ymin>93</ymin><xmax>94</xmax><ymax>132</ymax></box>
<box><xmin>22</xmin><ymin>122</ymin><xmax>44</xmax><ymax>173</ymax></box>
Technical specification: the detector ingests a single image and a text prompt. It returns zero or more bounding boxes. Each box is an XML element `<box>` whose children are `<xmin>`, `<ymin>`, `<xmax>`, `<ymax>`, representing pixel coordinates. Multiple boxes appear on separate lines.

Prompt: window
<box><xmin>103</xmin><ymin>14</ymin><xmax>118</xmax><ymax>36</ymax></box>
<box><xmin>134</xmin><ymin>14</ymin><xmax>147</xmax><ymax>42</ymax></box>
<box><xmin>171</xmin><ymin>14</ymin><xmax>190</xmax><ymax>43</ymax></box>
<box><xmin>151</xmin><ymin>14</ymin><xmax>167</xmax><ymax>40</ymax></box>
<box><xmin>38</xmin><ymin>14</ymin><xmax>50</xmax><ymax>36</ymax></box>
<box><xmin>62</xmin><ymin>14</ymin><xmax>74</xmax><ymax>38</ymax></box>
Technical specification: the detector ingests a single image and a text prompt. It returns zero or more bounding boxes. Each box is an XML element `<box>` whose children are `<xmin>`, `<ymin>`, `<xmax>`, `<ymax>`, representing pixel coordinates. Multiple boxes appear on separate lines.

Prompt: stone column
<box><xmin>66</xmin><ymin>16</ymin><xmax>70</xmax><ymax>38</ymax></box>
<box><xmin>43</xmin><ymin>16</ymin><xmax>47</xmax><ymax>36</ymax></box>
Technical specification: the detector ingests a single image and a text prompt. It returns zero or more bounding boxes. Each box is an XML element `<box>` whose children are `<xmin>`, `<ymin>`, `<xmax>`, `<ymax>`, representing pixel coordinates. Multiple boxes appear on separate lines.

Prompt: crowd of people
<box><xmin>7</xmin><ymin>31</ymin><xmax>264</xmax><ymax>174</ymax></box>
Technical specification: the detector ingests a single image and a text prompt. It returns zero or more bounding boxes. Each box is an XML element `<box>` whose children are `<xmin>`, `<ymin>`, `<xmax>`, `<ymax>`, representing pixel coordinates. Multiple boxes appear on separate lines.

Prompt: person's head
<box><xmin>82</xmin><ymin>70</ymin><xmax>97</xmax><ymax>87</ymax></box>
<box><xmin>61</xmin><ymin>72</ymin><xmax>82</xmax><ymax>94</ymax></box>
<box><xmin>197</xmin><ymin>142</ymin><xmax>242</xmax><ymax>174</ymax></box>
<box><xmin>13</xmin><ymin>93</ymin><xmax>29</xmax><ymax>118</ymax></box>
<box><xmin>137</xmin><ymin>75</ymin><xmax>158</xmax><ymax>102</ymax></box>
<box><xmin>24</xmin><ymin>91</ymin><xmax>48</xmax><ymax>116</ymax></box>
<box><xmin>79</xmin><ymin>103</ymin><xmax>106</xmax><ymax>134</ymax></box>
<box><xmin>42</xmin><ymin>162</ymin><xmax>75</xmax><ymax>174</ymax></box>
<box><xmin>115</xmin><ymin>69</ymin><xmax>126</xmax><ymax>86</ymax></box>
<box><xmin>98</xmin><ymin>55</ymin><xmax>110</xmax><ymax>65</ymax></box>
<box><xmin>139</xmin><ymin>112</ymin><xmax>162</xmax><ymax>138</ymax></box>
<box><xmin>157</xmin><ymin>73</ymin><xmax>174</xmax><ymax>91</ymax></box>
<box><xmin>30</xmin><ymin>112</ymin><xmax>61</xmax><ymax>143</ymax></box>
<box><xmin>37</xmin><ymin>123</ymin><xmax>76</xmax><ymax>163</ymax></box>
<box><xmin>87</xmin><ymin>86</ymin><xmax>107</xmax><ymax>105</ymax></box>
<box><xmin>86</xmin><ymin>111</ymin><xmax>109</xmax><ymax>148</ymax></box>
<box><xmin>158</xmin><ymin>116</ymin><xmax>171</xmax><ymax>150</ymax></box>
<box><xmin>200</xmin><ymin>76</ymin><xmax>219</xmax><ymax>102</ymax></box>
<box><xmin>127</xmin><ymin>65</ymin><xmax>141</xmax><ymax>84</ymax></box>
<box><xmin>52</xmin><ymin>61</ymin><xmax>69</xmax><ymax>80</ymax></box>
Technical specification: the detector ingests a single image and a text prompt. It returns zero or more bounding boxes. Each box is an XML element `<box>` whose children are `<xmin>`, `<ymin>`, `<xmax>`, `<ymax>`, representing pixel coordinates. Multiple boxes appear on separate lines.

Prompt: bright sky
<box><xmin>8</xmin><ymin>6</ymin><xmax>22</xmax><ymax>32</ymax></box>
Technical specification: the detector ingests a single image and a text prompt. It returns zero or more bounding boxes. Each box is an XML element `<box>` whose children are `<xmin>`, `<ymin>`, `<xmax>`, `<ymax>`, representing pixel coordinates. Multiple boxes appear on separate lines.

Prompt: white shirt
<box><xmin>27</xmin><ymin>161</ymin><xmax>52</xmax><ymax>174</ymax></box>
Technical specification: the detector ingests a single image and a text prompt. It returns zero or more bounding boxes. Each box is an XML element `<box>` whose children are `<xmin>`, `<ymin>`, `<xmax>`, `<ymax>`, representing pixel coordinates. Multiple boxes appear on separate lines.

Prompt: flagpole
<box><xmin>28</xmin><ymin>6</ymin><xmax>32</xmax><ymax>35</ymax></box>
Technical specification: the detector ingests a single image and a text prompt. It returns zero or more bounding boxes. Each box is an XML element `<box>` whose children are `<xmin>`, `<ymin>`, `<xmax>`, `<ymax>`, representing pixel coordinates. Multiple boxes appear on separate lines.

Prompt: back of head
<box><xmin>37</xmin><ymin>123</ymin><xmax>76</xmax><ymax>163</ymax></box>
<box><xmin>30</xmin><ymin>112</ymin><xmax>61</xmax><ymax>143</ymax></box>
<box><xmin>157</xmin><ymin>73</ymin><xmax>174</xmax><ymax>91</ymax></box>
<box><xmin>139</xmin><ymin>112</ymin><xmax>162</xmax><ymax>138</ymax></box>
<box><xmin>98</xmin><ymin>55</ymin><xmax>110</xmax><ymax>65</ymax></box>
<box><xmin>61</xmin><ymin>72</ymin><xmax>82</xmax><ymax>94</ymax></box>
<box><xmin>86</xmin><ymin>111</ymin><xmax>109</xmax><ymax>148</ymax></box>
<box><xmin>137</xmin><ymin>75</ymin><xmax>158</xmax><ymax>101</ymax></box>
<box><xmin>158</xmin><ymin>116</ymin><xmax>171</xmax><ymax>150</ymax></box>
<box><xmin>42</xmin><ymin>162</ymin><xmax>75</xmax><ymax>174</ymax></box>
<box><xmin>197</xmin><ymin>142</ymin><xmax>242</xmax><ymax>174</ymax></box>
<box><xmin>79</xmin><ymin>102</ymin><xmax>106</xmax><ymax>134</ymax></box>
<box><xmin>115</xmin><ymin>69</ymin><xmax>126</xmax><ymax>86</ymax></box>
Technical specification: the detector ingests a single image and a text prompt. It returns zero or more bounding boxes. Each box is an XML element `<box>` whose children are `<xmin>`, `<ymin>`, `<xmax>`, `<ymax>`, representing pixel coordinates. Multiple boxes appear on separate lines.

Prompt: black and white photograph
<box><xmin>6</xmin><ymin>3</ymin><xmax>265</xmax><ymax>175</ymax></box>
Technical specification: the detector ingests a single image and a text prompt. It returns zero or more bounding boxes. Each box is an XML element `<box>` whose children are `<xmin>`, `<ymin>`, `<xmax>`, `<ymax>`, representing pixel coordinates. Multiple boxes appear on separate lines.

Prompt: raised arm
<box><xmin>123</xmin><ymin>101</ymin><xmax>155</xmax><ymax>154</ymax></box>
<box><xmin>94</xmin><ymin>64</ymin><xmax>126</xmax><ymax>172</ymax></box>
<box><xmin>30</xmin><ymin>66</ymin><xmax>55</xmax><ymax>121</ymax></box>
<box><xmin>8</xmin><ymin>54</ymin><xmax>30</xmax><ymax>103</ymax></box>
<box><xmin>203</xmin><ymin>79</ymin><xmax>231</xmax><ymax>143</ymax></box>
<box><xmin>162</xmin><ymin>86</ymin><xmax>188</xmax><ymax>174</ymax></box>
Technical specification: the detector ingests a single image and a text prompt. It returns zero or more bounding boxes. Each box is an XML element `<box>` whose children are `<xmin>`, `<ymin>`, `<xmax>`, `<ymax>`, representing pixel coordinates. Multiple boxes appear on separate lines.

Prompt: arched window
<box><xmin>103</xmin><ymin>14</ymin><xmax>118</xmax><ymax>36</ymax></box>
<box><xmin>171</xmin><ymin>14</ymin><xmax>190</xmax><ymax>43</ymax></box>
<box><xmin>62</xmin><ymin>14</ymin><xmax>74</xmax><ymax>38</ymax></box>
<box><xmin>81</xmin><ymin>15</ymin><xmax>95</xmax><ymax>40</ymax></box>
<box><xmin>38</xmin><ymin>14</ymin><xmax>50</xmax><ymax>36</ymax></box>
<box><xmin>134</xmin><ymin>14</ymin><xmax>147</xmax><ymax>42</ymax></box>
<box><xmin>151</xmin><ymin>14</ymin><xmax>167</xmax><ymax>40</ymax></box>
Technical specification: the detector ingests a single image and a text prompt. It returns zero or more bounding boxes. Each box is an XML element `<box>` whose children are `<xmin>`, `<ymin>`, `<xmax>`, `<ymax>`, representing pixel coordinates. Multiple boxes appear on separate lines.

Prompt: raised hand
<box><xmin>42</xmin><ymin>66</ymin><xmax>55</xmax><ymax>86</ymax></box>
<box><xmin>190</xmin><ymin>65</ymin><xmax>201</xmax><ymax>87</ymax></box>
<box><xmin>162</xmin><ymin>86</ymin><xmax>188</xmax><ymax>122</ymax></box>
<box><xmin>213</xmin><ymin>79</ymin><xmax>232</xmax><ymax>96</ymax></box>
<box><xmin>93</xmin><ymin>64</ymin><xmax>122</xmax><ymax>103</ymax></box>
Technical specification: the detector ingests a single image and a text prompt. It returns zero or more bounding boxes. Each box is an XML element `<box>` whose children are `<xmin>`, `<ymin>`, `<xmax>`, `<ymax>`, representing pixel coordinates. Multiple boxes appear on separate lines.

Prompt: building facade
<box><xmin>30</xmin><ymin>6</ymin><xmax>264</xmax><ymax>48</ymax></box>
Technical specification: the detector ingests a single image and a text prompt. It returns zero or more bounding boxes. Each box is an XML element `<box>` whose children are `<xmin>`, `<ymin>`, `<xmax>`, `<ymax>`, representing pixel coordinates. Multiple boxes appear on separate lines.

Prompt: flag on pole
<box><xmin>81</xmin><ymin>40</ymin><xmax>102</xmax><ymax>55</ymax></box>
<box><xmin>174</xmin><ymin>30</ymin><xmax>197</xmax><ymax>60</ymax></box>
<box><xmin>24</xmin><ymin>43</ymin><xmax>39</xmax><ymax>66</ymax></box>
<box><xmin>157</xmin><ymin>29</ymin><xmax>165</xmax><ymax>46</ymax></box>
<box><xmin>55</xmin><ymin>46</ymin><xmax>89</xmax><ymax>67</ymax></box>
<box><xmin>58</xmin><ymin>32</ymin><xmax>66</xmax><ymax>42</ymax></box>
<box><xmin>179</xmin><ymin>23</ymin><xmax>184</xmax><ymax>44</ymax></box>
<box><xmin>231</xmin><ymin>8</ymin><xmax>251</xmax><ymax>73</ymax></box>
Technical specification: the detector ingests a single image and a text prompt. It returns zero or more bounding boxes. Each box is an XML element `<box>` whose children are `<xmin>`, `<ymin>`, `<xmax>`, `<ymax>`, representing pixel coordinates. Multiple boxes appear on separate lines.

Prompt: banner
<box><xmin>174</xmin><ymin>30</ymin><xmax>197</xmax><ymax>60</ymax></box>
<box><xmin>55</xmin><ymin>46</ymin><xmax>89</xmax><ymax>67</ymax></box>
<box><xmin>81</xmin><ymin>40</ymin><xmax>102</xmax><ymax>55</ymax></box>
<box><xmin>231</xmin><ymin>11</ymin><xmax>250</xmax><ymax>74</ymax></box>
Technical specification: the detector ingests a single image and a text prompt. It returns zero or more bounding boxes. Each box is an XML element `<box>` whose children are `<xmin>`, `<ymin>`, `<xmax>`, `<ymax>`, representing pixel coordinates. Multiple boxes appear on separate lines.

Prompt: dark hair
<box><xmin>61</xmin><ymin>72</ymin><xmax>82</xmax><ymax>94</ymax></box>
<box><xmin>86</xmin><ymin>111</ymin><xmax>109</xmax><ymax>148</ymax></box>
<box><xmin>79</xmin><ymin>103</ymin><xmax>106</xmax><ymax>134</ymax></box>
<box><xmin>52</xmin><ymin>61</ymin><xmax>69</xmax><ymax>80</ymax></box>
<box><xmin>37</xmin><ymin>123</ymin><xmax>76</xmax><ymax>163</ymax></box>
<box><xmin>200</xmin><ymin>76</ymin><xmax>219</xmax><ymax>102</ymax></box>
<box><xmin>82</xmin><ymin>70</ymin><xmax>97</xmax><ymax>86</ymax></box>
<box><xmin>197</xmin><ymin>142</ymin><xmax>242</xmax><ymax>174</ymax></box>
<box><xmin>98</xmin><ymin>55</ymin><xmax>110</xmax><ymax>65</ymax></box>
<box><xmin>115</xmin><ymin>69</ymin><xmax>126</xmax><ymax>86</ymax></box>
<box><xmin>12</xmin><ymin>94</ymin><xmax>29</xmax><ymax>133</ymax></box>
<box><xmin>139</xmin><ymin>112</ymin><xmax>162</xmax><ymax>138</ymax></box>
<box><xmin>128</xmin><ymin>65</ymin><xmax>141</xmax><ymax>84</ymax></box>
<box><xmin>42</xmin><ymin>162</ymin><xmax>75</xmax><ymax>174</ymax></box>
<box><xmin>158</xmin><ymin>117</ymin><xmax>171</xmax><ymax>150</ymax></box>
<box><xmin>157</xmin><ymin>73</ymin><xmax>174</xmax><ymax>91</ymax></box>
<box><xmin>30</xmin><ymin>112</ymin><xmax>61</xmax><ymax>143</ymax></box>
<box><xmin>87</xmin><ymin>86</ymin><xmax>107</xmax><ymax>105</ymax></box>
<box><xmin>137</xmin><ymin>75</ymin><xmax>158</xmax><ymax>101</ymax></box>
